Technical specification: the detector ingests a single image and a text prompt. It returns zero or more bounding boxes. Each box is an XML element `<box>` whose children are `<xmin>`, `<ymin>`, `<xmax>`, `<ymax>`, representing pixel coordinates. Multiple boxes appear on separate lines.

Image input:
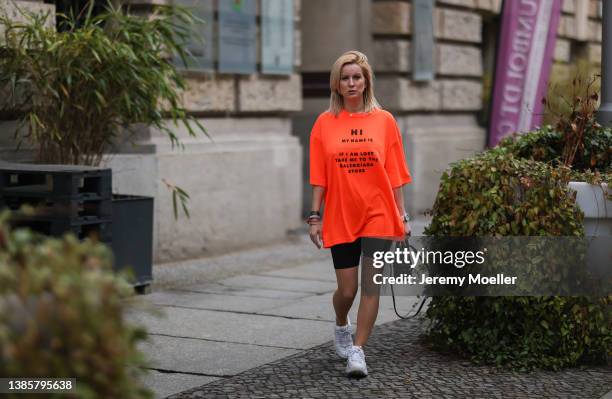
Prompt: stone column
<box><xmin>597</xmin><ymin>0</ymin><xmax>612</xmax><ymax>126</ymax></box>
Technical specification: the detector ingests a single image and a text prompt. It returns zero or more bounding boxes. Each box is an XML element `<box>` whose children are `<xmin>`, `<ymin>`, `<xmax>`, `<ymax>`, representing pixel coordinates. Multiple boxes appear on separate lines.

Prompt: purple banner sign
<box><xmin>488</xmin><ymin>0</ymin><xmax>562</xmax><ymax>147</ymax></box>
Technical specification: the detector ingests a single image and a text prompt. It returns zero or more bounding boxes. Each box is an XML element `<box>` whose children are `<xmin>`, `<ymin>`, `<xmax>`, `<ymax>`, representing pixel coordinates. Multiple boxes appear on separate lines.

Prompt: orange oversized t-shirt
<box><xmin>309</xmin><ymin>108</ymin><xmax>412</xmax><ymax>248</ymax></box>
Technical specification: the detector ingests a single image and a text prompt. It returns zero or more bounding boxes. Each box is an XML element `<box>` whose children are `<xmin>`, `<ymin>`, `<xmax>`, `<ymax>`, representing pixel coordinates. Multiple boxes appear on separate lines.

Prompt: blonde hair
<box><xmin>328</xmin><ymin>50</ymin><xmax>381</xmax><ymax>116</ymax></box>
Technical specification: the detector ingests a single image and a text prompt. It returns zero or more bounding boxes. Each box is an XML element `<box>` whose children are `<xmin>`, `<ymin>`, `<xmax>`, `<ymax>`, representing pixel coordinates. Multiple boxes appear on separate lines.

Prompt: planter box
<box><xmin>568</xmin><ymin>182</ymin><xmax>611</xmax><ymax>281</ymax></box>
<box><xmin>0</xmin><ymin>163</ymin><xmax>154</xmax><ymax>292</ymax></box>
<box><xmin>111</xmin><ymin>194</ymin><xmax>153</xmax><ymax>292</ymax></box>
<box><xmin>568</xmin><ymin>182</ymin><xmax>611</xmax><ymax>236</ymax></box>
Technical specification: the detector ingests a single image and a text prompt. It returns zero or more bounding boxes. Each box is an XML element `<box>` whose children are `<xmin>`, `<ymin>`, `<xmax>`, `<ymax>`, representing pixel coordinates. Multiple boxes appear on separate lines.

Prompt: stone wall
<box><xmin>0</xmin><ymin>0</ymin><xmax>54</xmax><ymax>25</ymax></box>
<box><xmin>552</xmin><ymin>0</ymin><xmax>603</xmax><ymax>81</ymax></box>
<box><xmin>111</xmin><ymin>0</ymin><xmax>304</xmax><ymax>262</ymax></box>
<box><xmin>357</xmin><ymin>0</ymin><xmax>492</xmax><ymax>214</ymax></box>
<box><xmin>297</xmin><ymin>0</ymin><xmax>603</xmax><ymax>217</ymax></box>
<box><xmin>0</xmin><ymin>0</ymin><xmax>304</xmax><ymax>263</ymax></box>
<box><xmin>368</xmin><ymin>0</ymin><xmax>602</xmax><ymax>215</ymax></box>
<box><xmin>107</xmin><ymin>118</ymin><xmax>302</xmax><ymax>262</ymax></box>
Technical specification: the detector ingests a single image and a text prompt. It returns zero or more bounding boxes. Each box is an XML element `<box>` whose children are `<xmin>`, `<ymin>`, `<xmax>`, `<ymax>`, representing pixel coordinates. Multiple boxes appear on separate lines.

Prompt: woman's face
<box><xmin>338</xmin><ymin>63</ymin><xmax>366</xmax><ymax>101</ymax></box>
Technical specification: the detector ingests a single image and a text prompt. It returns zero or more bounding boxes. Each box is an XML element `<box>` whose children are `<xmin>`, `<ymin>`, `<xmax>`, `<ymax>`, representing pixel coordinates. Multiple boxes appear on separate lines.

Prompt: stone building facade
<box><xmin>0</xmin><ymin>0</ymin><xmax>604</xmax><ymax>262</ymax></box>
<box><xmin>104</xmin><ymin>1</ymin><xmax>304</xmax><ymax>263</ymax></box>
<box><xmin>0</xmin><ymin>0</ymin><xmax>303</xmax><ymax>263</ymax></box>
<box><xmin>296</xmin><ymin>0</ymin><xmax>603</xmax><ymax>216</ymax></box>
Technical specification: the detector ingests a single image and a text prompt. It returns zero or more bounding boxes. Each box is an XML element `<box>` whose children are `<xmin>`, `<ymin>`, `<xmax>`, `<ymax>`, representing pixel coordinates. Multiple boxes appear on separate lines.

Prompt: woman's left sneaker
<box><xmin>345</xmin><ymin>345</ymin><xmax>368</xmax><ymax>377</ymax></box>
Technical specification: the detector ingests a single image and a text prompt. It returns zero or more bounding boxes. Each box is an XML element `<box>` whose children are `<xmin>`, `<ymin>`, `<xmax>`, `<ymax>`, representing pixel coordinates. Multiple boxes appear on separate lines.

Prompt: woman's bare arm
<box><xmin>392</xmin><ymin>186</ymin><xmax>411</xmax><ymax>236</ymax></box>
<box><xmin>311</xmin><ymin>185</ymin><xmax>325</xmax><ymax>212</ymax></box>
<box><xmin>309</xmin><ymin>186</ymin><xmax>326</xmax><ymax>248</ymax></box>
<box><xmin>392</xmin><ymin>186</ymin><xmax>406</xmax><ymax>215</ymax></box>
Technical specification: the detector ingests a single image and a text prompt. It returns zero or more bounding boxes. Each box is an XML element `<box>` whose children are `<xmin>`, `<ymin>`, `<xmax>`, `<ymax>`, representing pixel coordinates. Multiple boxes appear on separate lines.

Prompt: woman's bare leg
<box><xmin>333</xmin><ymin>266</ymin><xmax>359</xmax><ymax>326</ymax></box>
<box><xmin>354</xmin><ymin>255</ymin><xmax>381</xmax><ymax>346</ymax></box>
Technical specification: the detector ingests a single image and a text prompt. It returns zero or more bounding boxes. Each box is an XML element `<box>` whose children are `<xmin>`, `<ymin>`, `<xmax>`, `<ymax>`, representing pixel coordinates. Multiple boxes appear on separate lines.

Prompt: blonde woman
<box><xmin>307</xmin><ymin>50</ymin><xmax>412</xmax><ymax>377</ymax></box>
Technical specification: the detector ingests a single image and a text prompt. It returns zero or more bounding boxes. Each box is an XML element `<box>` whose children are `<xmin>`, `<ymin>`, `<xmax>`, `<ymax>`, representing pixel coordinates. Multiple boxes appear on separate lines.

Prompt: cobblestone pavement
<box><xmin>169</xmin><ymin>317</ymin><xmax>611</xmax><ymax>399</ymax></box>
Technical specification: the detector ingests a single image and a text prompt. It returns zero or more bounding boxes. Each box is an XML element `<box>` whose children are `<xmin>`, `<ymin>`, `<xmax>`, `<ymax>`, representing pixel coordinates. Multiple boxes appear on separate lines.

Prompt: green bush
<box><xmin>423</xmin><ymin>149</ymin><xmax>611</xmax><ymax>371</ymax></box>
<box><xmin>499</xmin><ymin>124</ymin><xmax>612</xmax><ymax>178</ymax></box>
<box><xmin>425</xmin><ymin>148</ymin><xmax>583</xmax><ymax>236</ymax></box>
<box><xmin>0</xmin><ymin>215</ymin><xmax>151</xmax><ymax>398</ymax></box>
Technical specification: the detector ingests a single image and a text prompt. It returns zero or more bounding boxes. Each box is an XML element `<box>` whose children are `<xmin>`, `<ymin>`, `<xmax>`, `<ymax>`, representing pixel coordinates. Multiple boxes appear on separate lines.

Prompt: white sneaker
<box><xmin>345</xmin><ymin>345</ymin><xmax>368</xmax><ymax>377</ymax></box>
<box><xmin>334</xmin><ymin>318</ymin><xmax>353</xmax><ymax>359</ymax></box>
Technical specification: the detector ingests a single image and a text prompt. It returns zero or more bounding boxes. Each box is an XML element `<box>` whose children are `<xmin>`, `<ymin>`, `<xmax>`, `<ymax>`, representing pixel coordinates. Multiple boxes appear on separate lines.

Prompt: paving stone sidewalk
<box><xmin>133</xmin><ymin>218</ymin><xmax>611</xmax><ymax>399</ymax></box>
<box><xmin>169</xmin><ymin>318</ymin><xmax>612</xmax><ymax>399</ymax></box>
<box><xmin>133</xmin><ymin>221</ymin><xmax>431</xmax><ymax>398</ymax></box>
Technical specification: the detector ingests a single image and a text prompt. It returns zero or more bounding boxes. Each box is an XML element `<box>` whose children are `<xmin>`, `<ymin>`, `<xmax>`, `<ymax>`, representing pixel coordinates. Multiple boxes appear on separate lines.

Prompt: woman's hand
<box><xmin>404</xmin><ymin>221</ymin><xmax>412</xmax><ymax>237</ymax></box>
<box><xmin>309</xmin><ymin>222</ymin><xmax>323</xmax><ymax>249</ymax></box>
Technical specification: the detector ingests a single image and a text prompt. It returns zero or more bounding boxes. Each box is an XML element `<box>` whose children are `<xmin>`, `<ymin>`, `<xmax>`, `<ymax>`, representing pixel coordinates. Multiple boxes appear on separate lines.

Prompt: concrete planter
<box><xmin>568</xmin><ymin>181</ymin><xmax>611</xmax><ymax>236</ymax></box>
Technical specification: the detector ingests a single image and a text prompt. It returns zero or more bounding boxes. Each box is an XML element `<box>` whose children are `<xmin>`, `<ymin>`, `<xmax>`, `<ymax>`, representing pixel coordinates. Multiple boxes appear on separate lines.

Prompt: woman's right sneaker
<box><xmin>334</xmin><ymin>317</ymin><xmax>353</xmax><ymax>359</ymax></box>
<box><xmin>345</xmin><ymin>345</ymin><xmax>368</xmax><ymax>377</ymax></box>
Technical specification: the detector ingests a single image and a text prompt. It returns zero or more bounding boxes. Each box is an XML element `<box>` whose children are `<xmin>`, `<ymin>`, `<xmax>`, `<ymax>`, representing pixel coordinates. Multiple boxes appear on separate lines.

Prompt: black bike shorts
<box><xmin>330</xmin><ymin>237</ymin><xmax>393</xmax><ymax>269</ymax></box>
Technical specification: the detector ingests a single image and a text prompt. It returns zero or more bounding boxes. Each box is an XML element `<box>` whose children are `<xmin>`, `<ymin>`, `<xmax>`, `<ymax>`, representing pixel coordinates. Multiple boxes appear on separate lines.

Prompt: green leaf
<box><xmin>172</xmin><ymin>190</ymin><xmax>178</xmax><ymax>220</ymax></box>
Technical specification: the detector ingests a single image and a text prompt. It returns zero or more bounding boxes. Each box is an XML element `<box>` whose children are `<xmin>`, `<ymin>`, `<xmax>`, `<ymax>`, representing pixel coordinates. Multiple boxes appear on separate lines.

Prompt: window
<box><xmin>44</xmin><ymin>0</ymin><xmax>107</xmax><ymax>29</ymax></box>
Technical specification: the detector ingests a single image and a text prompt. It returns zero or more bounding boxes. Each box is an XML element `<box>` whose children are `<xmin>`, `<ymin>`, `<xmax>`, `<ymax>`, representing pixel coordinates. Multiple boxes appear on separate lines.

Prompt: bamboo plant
<box><xmin>0</xmin><ymin>0</ymin><xmax>204</xmax><ymax>166</ymax></box>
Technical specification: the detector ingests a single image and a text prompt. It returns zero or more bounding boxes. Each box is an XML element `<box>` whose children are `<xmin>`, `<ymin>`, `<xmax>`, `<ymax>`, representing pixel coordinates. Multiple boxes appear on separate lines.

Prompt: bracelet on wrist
<box><xmin>306</xmin><ymin>211</ymin><xmax>321</xmax><ymax>225</ymax></box>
